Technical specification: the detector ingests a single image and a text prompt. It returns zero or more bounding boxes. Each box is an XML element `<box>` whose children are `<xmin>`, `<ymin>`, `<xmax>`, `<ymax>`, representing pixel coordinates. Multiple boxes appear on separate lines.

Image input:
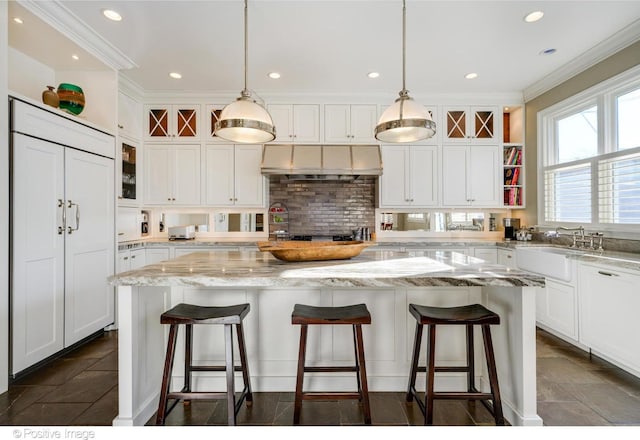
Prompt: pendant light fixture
<box><xmin>375</xmin><ymin>0</ymin><xmax>435</xmax><ymax>143</ymax></box>
<box><xmin>214</xmin><ymin>0</ymin><xmax>276</xmax><ymax>144</ymax></box>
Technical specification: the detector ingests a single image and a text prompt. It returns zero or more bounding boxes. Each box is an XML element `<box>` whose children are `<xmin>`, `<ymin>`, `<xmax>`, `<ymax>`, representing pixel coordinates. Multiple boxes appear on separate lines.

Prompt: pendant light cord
<box><xmin>244</xmin><ymin>0</ymin><xmax>248</xmax><ymax>94</ymax></box>
<box><xmin>402</xmin><ymin>0</ymin><xmax>406</xmax><ymax>94</ymax></box>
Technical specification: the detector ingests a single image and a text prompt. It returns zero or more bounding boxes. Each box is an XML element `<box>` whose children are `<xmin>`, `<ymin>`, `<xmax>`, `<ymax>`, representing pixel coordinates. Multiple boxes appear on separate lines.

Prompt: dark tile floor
<box><xmin>1</xmin><ymin>328</ymin><xmax>640</xmax><ymax>426</ymax></box>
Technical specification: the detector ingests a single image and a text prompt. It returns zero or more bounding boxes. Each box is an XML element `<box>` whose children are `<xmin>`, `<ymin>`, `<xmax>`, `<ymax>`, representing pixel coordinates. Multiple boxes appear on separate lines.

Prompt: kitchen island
<box><xmin>110</xmin><ymin>249</ymin><xmax>545</xmax><ymax>426</ymax></box>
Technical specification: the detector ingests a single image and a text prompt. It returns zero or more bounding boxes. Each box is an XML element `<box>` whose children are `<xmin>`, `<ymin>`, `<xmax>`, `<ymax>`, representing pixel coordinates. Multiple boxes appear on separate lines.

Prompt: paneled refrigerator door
<box><xmin>63</xmin><ymin>148</ymin><xmax>115</xmax><ymax>347</ymax></box>
<box><xmin>11</xmin><ymin>134</ymin><xmax>65</xmax><ymax>375</ymax></box>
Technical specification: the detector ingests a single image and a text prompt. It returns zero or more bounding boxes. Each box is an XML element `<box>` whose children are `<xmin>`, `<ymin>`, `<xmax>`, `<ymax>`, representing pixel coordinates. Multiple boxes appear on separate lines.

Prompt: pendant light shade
<box><xmin>215</xmin><ymin>0</ymin><xmax>275</xmax><ymax>144</ymax></box>
<box><xmin>375</xmin><ymin>0</ymin><xmax>435</xmax><ymax>143</ymax></box>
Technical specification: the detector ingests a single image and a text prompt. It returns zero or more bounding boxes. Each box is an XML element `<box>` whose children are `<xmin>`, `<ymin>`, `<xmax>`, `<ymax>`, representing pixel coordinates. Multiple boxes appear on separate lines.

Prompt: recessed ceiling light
<box><xmin>540</xmin><ymin>48</ymin><xmax>557</xmax><ymax>55</ymax></box>
<box><xmin>72</xmin><ymin>54</ymin><xmax>79</xmax><ymax>60</ymax></box>
<box><xmin>13</xmin><ymin>17</ymin><xmax>23</xmax><ymax>24</ymax></box>
<box><xmin>465</xmin><ymin>72</ymin><xmax>478</xmax><ymax>80</ymax></box>
<box><xmin>268</xmin><ymin>72</ymin><xmax>281</xmax><ymax>79</ymax></box>
<box><xmin>504</xmin><ymin>107</ymin><xmax>510</xmax><ymax>111</ymax></box>
<box><xmin>524</xmin><ymin>11</ymin><xmax>544</xmax><ymax>23</ymax></box>
<box><xmin>102</xmin><ymin>9</ymin><xmax>122</xmax><ymax>21</ymax></box>
<box><xmin>367</xmin><ymin>72</ymin><xmax>380</xmax><ymax>79</ymax></box>
<box><xmin>169</xmin><ymin>72</ymin><xmax>182</xmax><ymax>79</ymax></box>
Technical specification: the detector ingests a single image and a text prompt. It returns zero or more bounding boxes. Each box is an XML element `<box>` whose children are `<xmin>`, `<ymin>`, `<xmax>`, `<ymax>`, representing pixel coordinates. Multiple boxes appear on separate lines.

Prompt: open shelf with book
<box><xmin>503</xmin><ymin>106</ymin><xmax>524</xmax><ymax>208</ymax></box>
<box><xmin>503</xmin><ymin>144</ymin><xmax>523</xmax><ymax>207</ymax></box>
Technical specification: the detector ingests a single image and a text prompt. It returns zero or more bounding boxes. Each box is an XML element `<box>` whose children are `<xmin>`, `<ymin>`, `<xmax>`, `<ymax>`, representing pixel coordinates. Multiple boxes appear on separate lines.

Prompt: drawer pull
<box><xmin>597</xmin><ymin>270</ymin><xmax>618</xmax><ymax>277</ymax></box>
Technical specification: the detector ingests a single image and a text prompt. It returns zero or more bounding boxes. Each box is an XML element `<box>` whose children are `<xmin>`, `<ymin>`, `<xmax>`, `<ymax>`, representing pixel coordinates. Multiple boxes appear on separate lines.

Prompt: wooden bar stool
<box><xmin>406</xmin><ymin>303</ymin><xmax>505</xmax><ymax>425</ymax></box>
<box><xmin>155</xmin><ymin>303</ymin><xmax>252</xmax><ymax>426</ymax></box>
<box><xmin>291</xmin><ymin>303</ymin><xmax>372</xmax><ymax>425</ymax></box>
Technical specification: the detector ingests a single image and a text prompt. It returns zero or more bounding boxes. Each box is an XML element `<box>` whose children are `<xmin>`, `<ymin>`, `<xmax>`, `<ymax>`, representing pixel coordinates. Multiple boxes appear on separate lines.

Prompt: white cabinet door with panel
<box><xmin>204</xmin><ymin>144</ymin><xmax>264</xmax><ymax>207</ymax></box>
<box><xmin>11</xmin><ymin>101</ymin><xmax>115</xmax><ymax>375</ymax></box>
<box><xmin>146</xmin><ymin>248</ymin><xmax>172</xmax><ymax>265</ymax></box>
<box><xmin>535</xmin><ymin>278</ymin><xmax>578</xmax><ymax>343</ymax></box>
<box><xmin>268</xmin><ymin>104</ymin><xmax>320</xmax><ymax>143</ymax></box>
<box><xmin>118</xmin><ymin>248</ymin><xmax>146</xmax><ymax>273</ymax></box>
<box><xmin>442</xmin><ymin>145</ymin><xmax>501</xmax><ymax>207</ymax></box>
<box><xmin>497</xmin><ymin>248</ymin><xmax>516</xmax><ymax>268</ymax></box>
<box><xmin>379</xmin><ymin>145</ymin><xmax>438</xmax><ymax>207</ymax></box>
<box><xmin>118</xmin><ymin>91</ymin><xmax>142</xmax><ymax>140</ymax></box>
<box><xmin>579</xmin><ymin>263</ymin><xmax>640</xmax><ymax>377</ymax></box>
<box><xmin>145</xmin><ymin>144</ymin><xmax>201</xmax><ymax>205</ymax></box>
<box><xmin>473</xmin><ymin>247</ymin><xmax>497</xmax><ymax>264</ymax></box>
<box><xmin>324</xmin><ymin>104</ymin><xmax>377</xmax><ymax>143</ymax></box>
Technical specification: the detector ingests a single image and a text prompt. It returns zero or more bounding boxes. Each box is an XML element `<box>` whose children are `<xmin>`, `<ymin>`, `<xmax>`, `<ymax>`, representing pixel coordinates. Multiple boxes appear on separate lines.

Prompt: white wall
<box><xmin>8</xmin><ymin>47</ymin><xmax>55</xmax><ymax>100</ymax></box>
<box><xmin>1</xmin><ymin>0</ymin><xmax>11</xmax><ymax>394</ymax></box>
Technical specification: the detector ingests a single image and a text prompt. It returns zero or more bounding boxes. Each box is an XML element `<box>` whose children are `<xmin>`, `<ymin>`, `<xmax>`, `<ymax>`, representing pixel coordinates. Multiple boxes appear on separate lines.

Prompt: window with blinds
<box><xmin>544</xmin><ymin>164</ymin><xmax>592</xmax><ymax>223</ymax></box>
<box><xmin>539</xmin><ymin>66</ymin><xmax>640</xmax><ymax>229</ymax></box>
<box><xmin>598</xmin><ymin>151</ymin><xmax>640</xmax><ymax>224</ymax></box>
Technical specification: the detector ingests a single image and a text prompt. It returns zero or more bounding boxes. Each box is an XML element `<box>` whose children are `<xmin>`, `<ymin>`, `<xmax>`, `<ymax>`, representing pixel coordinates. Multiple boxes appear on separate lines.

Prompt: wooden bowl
<box><xmin>257</xmin><ymin>240</ymin><xmax>374</xmax><ymax>262</ymax></box>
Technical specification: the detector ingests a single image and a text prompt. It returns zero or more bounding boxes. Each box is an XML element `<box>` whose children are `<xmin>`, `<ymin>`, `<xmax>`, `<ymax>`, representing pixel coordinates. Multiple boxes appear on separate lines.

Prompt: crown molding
<box><xmin>524</xmin><ymin>19</ymin><xmax>640</xmax><ymax>102</ymax></box>
<box><xmin>18</xmin><ymin>0</ymin><xmax>137</xmax><ymax>71</ymax></box>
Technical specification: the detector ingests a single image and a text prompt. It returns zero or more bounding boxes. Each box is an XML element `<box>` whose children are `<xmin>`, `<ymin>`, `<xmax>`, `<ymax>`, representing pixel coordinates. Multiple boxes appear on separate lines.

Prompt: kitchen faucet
<box><xmin>544</xmin><ymin>226</ymin><xmax>603</xmax><ymax>250</ymax></box>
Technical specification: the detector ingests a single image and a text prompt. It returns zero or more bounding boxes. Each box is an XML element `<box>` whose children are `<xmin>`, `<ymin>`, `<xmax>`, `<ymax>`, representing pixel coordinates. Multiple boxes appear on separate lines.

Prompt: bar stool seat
<box><xmin>291</xmin><ymin>303</ymin><xmax>372</xmax><ymax>425</ymax></box>
<box><xmin>155</xmin><ymin>303</ymin><xmax>252</xmax><ymax>426</ymax></box>
<box><xmin>406</xmin><ymin>303</ymin><xmax>505</xmax><ymax>425</ymax></box>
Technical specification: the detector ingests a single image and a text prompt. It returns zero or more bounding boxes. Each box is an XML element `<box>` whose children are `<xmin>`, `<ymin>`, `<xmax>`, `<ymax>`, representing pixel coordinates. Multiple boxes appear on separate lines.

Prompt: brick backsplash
<box><xmin>268</xmin><ymin>176</ymin><xmax>376</xmax><ymax>236</ymax></box>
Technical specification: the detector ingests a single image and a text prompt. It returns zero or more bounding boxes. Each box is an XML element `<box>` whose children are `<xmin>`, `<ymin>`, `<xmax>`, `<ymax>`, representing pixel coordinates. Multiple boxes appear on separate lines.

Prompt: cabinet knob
<box><xmin>123</xmin><ymin>256</ymin><xmax>128</xmax><ymax>260</ymax></box>
<box><xmin>229</xmin><ymin>198</ymin><xmax>233</xmax><ymax>201</ymax></box>
<box><xmin>168</xmin><ymin>198</ymin><xmax>172</xmax><ymax>201</ymax></box>
<box><xmin>118</xmin><ymin>124</ymin><xmax>124</xmax><ymax>129</ymax></box>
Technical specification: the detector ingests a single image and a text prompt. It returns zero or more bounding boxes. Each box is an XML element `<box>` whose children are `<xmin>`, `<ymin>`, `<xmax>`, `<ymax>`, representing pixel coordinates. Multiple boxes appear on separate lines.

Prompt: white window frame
<box><xmin>538</xmin><ymin>64</ymin><xmax>640</xmax><ymax>237</ymax></box>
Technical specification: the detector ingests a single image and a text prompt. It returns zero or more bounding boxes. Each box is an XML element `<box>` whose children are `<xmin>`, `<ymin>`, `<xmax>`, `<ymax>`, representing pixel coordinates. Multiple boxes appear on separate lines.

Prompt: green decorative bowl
<box><xmin>57</xmin><ymin>83</ymin><xmax>85</xmax><ymax>115</ymax></box>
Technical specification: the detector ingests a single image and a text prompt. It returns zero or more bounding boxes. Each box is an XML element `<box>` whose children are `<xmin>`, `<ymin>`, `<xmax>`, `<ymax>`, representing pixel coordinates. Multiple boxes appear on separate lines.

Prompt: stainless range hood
<box><xmin>261</xmin><ymin>144</ymin><xmax>383</xmax><ymax>180</ymax></box>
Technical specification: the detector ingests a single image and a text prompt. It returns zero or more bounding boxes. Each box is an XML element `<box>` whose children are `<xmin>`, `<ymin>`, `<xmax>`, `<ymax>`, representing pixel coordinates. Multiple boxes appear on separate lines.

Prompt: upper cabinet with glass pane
<box><xmin>442</xmin><ymin>106</ymin><xmax>500</xmax><ymax>144</ymax></box>
<box><xmin>144</xmin><ymin>104</ymin><xmax>200</xmax><ymax>141</ymax></box>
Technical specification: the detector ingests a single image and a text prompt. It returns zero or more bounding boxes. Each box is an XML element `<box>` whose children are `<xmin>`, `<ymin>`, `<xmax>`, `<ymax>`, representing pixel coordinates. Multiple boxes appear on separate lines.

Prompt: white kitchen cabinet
<box><xmin>203</xmin><ymin>144</ymin><xmax>265</xmax><ymax>207</ymax></box>
<box><xmin>379</xmin><ymin>145</ymin><xmax>438</xmax><ymax>207</ymax></box>
<box><xmin>442</xmin><ymin>106</ymin><xmax>500</xmax><ymax>144</ymax></box>
<box><xmin>268</xmin><ymin>104</ymin><xmax>320</xmax><ymax>143</ymax></box>
<box><xmin>579</xmin><ymin>263</ymin><xmax>640</xmax><ymax>377</ymax></box>
<box><xmin>441</xmin><ymin>145</ymin><xmax>501</xmax><ymax>207</ymax></box>
<box><xmin>118</xmin><ymin>91</ymin><xmax>142</xmax><ymax>140</ymax></box>
<box><xmin>497</xmin><ymin>248</ymin><xmax>516</xmax><ymax>268</ymax></box>
<box><xmin>144</xmin><ymin>144</ymin><xmax>201</xmax><ymax>205</ymax></box>
<box><xmin>117</xmin><ymin>137</ymin><xmax>141</xmax><ymax>206</ymax></box>
<box><xmin>324</xmin><ymin>104</ymin><xmax>377</xmax><ymax>143</ymax></box>
<box><xmin>473</xmin><ymin>247</ymin><xmax>497</xmax><ymax>264</ymax></box>
<box><xmin>117</xmin><ymin>207</ymin><xmax>141</xmax><ymax>242</ymax></box>
<box><xmin>118</xmin><ymin>248</ymin><xmax>146</xmax><ymax>273</ymax></box>
<box><xmin>144</xmin><ymin>104</ymin><xmax>200</xmax><ymax>141</ymax></box>
<box><xmin>146</xmin><ymin>248</ymin><xmax>171</xmax><ymax>265</ymax></box>
<box><xmin>535</xmin><ymin>278</ymin><xmax>578</xmax><ymax>343</ymax></box>
<box><xmin>11</xmin><ymin>100</ymin><xmax>115</xmax><ymax>375</ymax></box>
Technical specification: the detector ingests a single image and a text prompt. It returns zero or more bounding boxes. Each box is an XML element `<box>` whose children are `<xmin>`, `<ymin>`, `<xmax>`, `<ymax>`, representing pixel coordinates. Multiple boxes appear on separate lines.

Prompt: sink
<box><xmin>514</xmin><ymin>246</ymin><xmax>584</xmax><ymax>282</ymax></box>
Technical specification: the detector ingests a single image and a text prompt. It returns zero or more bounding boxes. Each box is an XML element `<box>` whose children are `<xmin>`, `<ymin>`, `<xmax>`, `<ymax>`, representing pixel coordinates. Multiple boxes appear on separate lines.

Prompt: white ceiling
<box><xmin>9</xmin><ymin>1</ymin><xmax>640</xmax><ymax>100</ymax></box>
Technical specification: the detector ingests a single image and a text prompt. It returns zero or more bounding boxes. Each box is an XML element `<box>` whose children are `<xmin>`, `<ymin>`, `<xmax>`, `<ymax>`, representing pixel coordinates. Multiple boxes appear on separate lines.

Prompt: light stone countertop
<box><xmin>109</xmin><ymin>249</ymin><xmax>545</xmax><ymax>289</ymax></box>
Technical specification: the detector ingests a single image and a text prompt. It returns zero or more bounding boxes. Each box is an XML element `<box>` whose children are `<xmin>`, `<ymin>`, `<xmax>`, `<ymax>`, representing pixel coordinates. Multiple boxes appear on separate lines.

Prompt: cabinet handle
<box><xmin>118</xmin><ymin>232</ymin><xmax>125</xmax><ymax>236</ymax></box>
<box><xmin>58</xmin><ymin>199</ymin><xmax>65</xmax><ymax>235</ymax></box>
<box><xmin>229</xmin><ymin>198</ymin><xmax>233</xmax><ymax>201</ymax></box>
<box><xmin>597</xmin><ymin>270</ymin><xmax>618</xmax><ymax>277</ymax></box>
<box><xmin>67</xmin><ymin>200</ymin><xmax>79</xmax><ymax>234</ymax></box>
<box><xmin>123</xmin><ymin>256</ymin><xmax>128</xmax><ymax>260</ymax></box>
<box><xmin>131</xmin><ymin>255</ymin><xmax>136</xmax><ymax>259</ymax></box>
<box><xmin>118</xmin><ymin>124</ymin><xmax>124</xmax><ymax>129</ymax></box>
<box><xmin>506</xmin><ymin>255</ymin><xmax>512</xmax><ymax>258</ymax></box>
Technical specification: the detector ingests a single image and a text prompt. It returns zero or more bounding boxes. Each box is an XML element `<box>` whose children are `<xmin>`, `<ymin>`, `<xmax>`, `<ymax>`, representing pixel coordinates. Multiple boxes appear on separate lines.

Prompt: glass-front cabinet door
<box><xmin>442</xmin><ymin>106</ymin><xmax>499</xmax><ymax>144</ymax></box>
<box><xmin>145</xmin><ymin>104</ymin><xmax>200</xmax><ymax>140</ymax></box>
<box><xmin>118</xmin><ymin>140</ymin><xmax>139</xmax><ymax>206</ymax></box>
